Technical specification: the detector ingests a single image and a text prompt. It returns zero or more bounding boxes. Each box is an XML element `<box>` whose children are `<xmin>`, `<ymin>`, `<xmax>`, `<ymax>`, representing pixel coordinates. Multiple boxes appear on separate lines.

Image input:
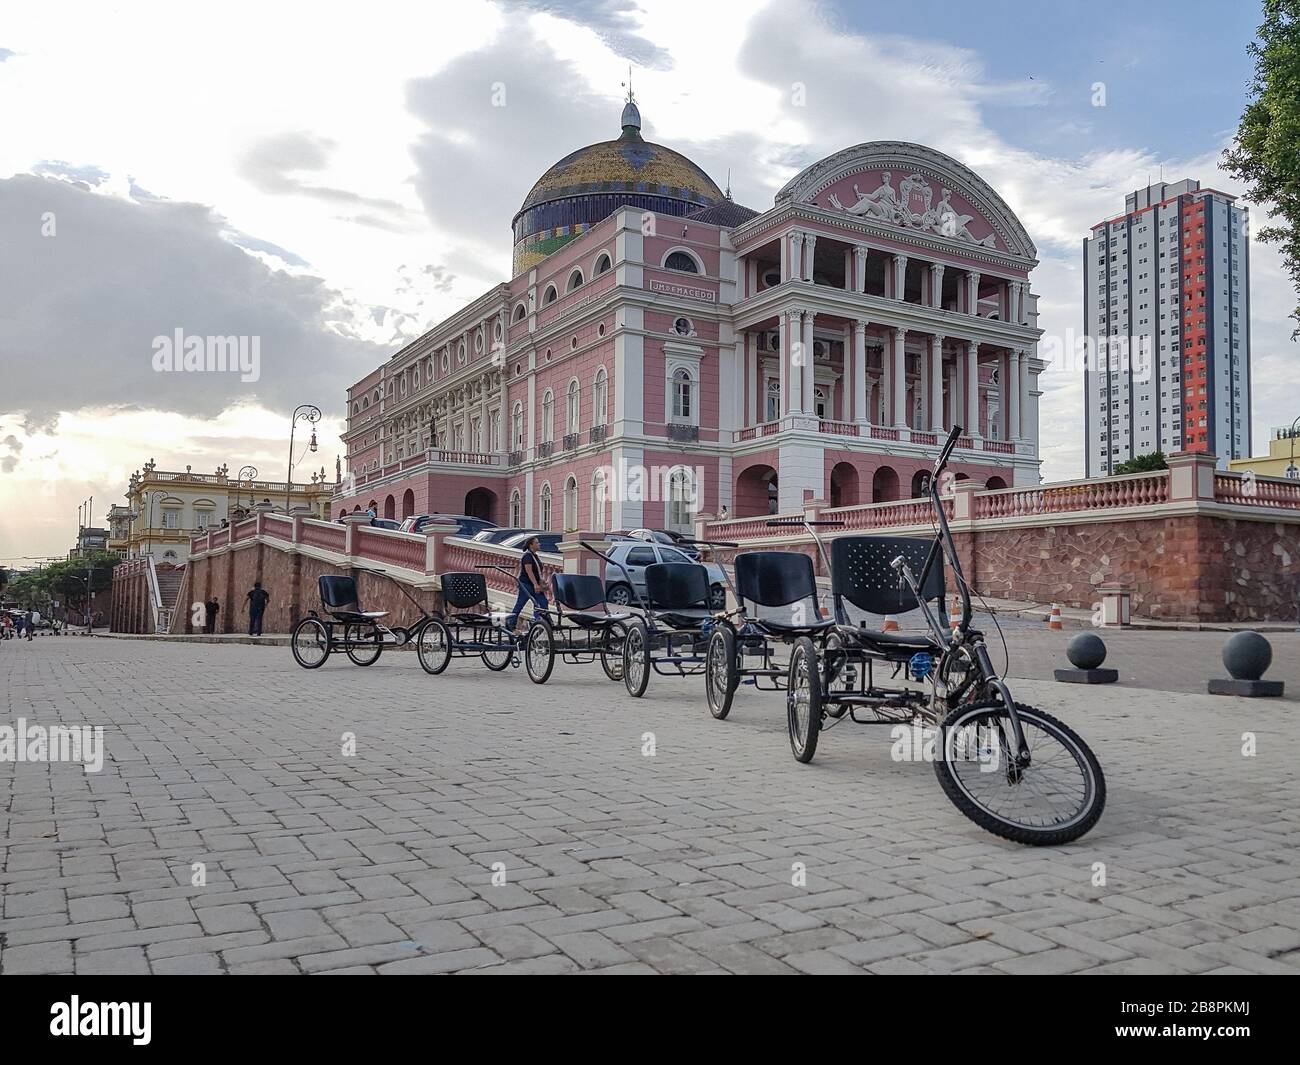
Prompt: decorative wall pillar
<box><xmin>892</xmin><ymin>328</ymin><xmax>907</xmax><ymax>430</ymax></box>
<box><xmin>893</xmin><ymin>254</ymin><xmax>908</xmax><ymax>301</ymax></box>
<box><xmin>1008</xmin><ymin>349</ymin><xmax>1023</xmax><ymax>441</ymax></box>
<box><xmin>930</xmin><ymin>263</ymin><xmax>945</xmax><ymax>309</ymax></box>
<box><xmin>801</xmin><ymin>310</ymin><xmax>816</xmax><ymax>415</ymax></box>
<box><xmin>854</xmin><ymin>319</ymin><xmax>869</xmax><ymax>425</ymax></box>
<box><xmin>965</xmin><ymin>341</ymin><xmax>981</xmax><ymax>438</ymax></box>
<box><xmin>779</xmin><ymin>311</ymin><xmax>792</xmax><ymax>415</ymax></box>
<box><xmin>946</xmin><ymin>361</ymin><xmax>959</xmax><ymax>429</ymax></box>
<box><xmin>930</xmin><ymin>335</ymin><xmax>945</xmax><ymax>432</ymax></box>
<box><xmin>803</xmin><ymin>232</ymin><xmax>817</xmax><ymax>283</ymax></box>
<box><xmin>853</xmin><ymin>246</ymin><xmax>867</xmax><ymax>294</ymax></box>
<box><xmin>966</xmin><ymin>271</ymin><xmax>981</xmax><ymax>316</ymax></box>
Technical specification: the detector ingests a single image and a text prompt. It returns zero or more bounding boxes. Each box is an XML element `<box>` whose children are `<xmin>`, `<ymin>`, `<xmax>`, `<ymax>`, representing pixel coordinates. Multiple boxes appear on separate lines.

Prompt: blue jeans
<box><xmin>507</xmin><ymin>587</ymin><xmax>547</xmax><ymax>628</ymax></box>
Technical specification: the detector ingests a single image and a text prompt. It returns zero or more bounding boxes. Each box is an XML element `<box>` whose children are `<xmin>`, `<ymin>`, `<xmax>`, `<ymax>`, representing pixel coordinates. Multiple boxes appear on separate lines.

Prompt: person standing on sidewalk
<box><xmin>245</xmin><ymin>581</ymin><xmax>270</xmax><ymax>636</ymax></box>
<box><xmin>506</xmin><ymin>535</ymin><xmax>548</xmax><ymax>634</ymax></box>
<box><xmin>204</xmin><ymin>596</ymin><xmax>220</xmax><ymax>634</ymax></box>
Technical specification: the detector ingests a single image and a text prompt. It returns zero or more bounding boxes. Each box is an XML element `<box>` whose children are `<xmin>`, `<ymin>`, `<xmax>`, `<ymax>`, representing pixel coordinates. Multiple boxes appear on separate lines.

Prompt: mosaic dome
<box><xmin>511</xmin><ymin>99</ymin><xmax>723</xmax><ymax>275</ymax></box>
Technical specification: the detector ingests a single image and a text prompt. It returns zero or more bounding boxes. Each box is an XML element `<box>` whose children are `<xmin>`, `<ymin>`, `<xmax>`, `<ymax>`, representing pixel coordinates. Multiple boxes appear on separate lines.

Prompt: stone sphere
<box><xmin>1066</xmin><ymin>632</ymin><xmax>1107</xmax><ymax>670</ymax></box>
<box><xmin>1223</xmin><ymin>630</ymin><xmax>1272</xmax><ymax>681</ymax></box>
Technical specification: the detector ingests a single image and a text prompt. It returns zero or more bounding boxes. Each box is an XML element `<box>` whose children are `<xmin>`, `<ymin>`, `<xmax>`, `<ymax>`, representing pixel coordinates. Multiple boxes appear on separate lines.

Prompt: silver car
<box><xmin>602</xmin><ymin>541</ymin><xmax>727</xmax><ymax>610</ymax></box>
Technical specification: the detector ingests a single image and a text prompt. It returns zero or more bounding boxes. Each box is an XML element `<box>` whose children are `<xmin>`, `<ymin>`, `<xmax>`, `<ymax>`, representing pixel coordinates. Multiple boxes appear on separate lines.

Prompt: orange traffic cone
<box><xmin>881</xmin><ymin>615</ymin><xmax>900</xmax><ymax>632</ymax></box>
<box><xmin>1047</xmin><ymin>604</ymin><xmax>1063</xmax><ymax>631</ymax></box>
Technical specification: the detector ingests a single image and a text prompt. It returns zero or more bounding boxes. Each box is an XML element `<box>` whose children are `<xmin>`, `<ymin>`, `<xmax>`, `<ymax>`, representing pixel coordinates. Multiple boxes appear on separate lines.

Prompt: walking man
<box><xmin>204</xmin><ymin>596</ymin><xmax>220</xmax><ymax>634</ymax></box>
<box><xmin>246</xmin><ymin>581</ymin><xmax>270</xmax><ymax>636</ymax></box>
<box><xmin>507</xmin><ymin>535</ymin><xmax>548</xmax><ymax>634</ymax></box>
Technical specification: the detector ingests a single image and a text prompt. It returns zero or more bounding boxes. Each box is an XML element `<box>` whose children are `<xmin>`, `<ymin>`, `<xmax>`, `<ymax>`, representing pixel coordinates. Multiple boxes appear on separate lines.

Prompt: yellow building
<box><xmin>119</xmin><ymin>460</ymin><xmax>336</xmax><ymax>563</ymax></box>
<box><xmin>1227</xmin><ymin>427</ymin><xmax>1300</xmax><ymax>480</ymax></box>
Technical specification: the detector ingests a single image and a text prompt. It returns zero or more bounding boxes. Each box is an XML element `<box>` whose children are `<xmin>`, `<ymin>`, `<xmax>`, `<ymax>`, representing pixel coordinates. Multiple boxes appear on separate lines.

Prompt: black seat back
<box><xmin>320</xmin><ymin>575</ymin><xmax>360</xmax><ymax>610</ymax></box>
<box><xmin>551</xmin><ymin>573</ymin><xmax>606</xmax><ymax>611</ymax></box>
<box><xmin>440</xmin><ymin>572</ymin><xmax>488</xmax><ymax>611</ymax></box>
<box><xmin>735</xmin><ymin>552</ymin><xmax>816</xmax><ymax>608</ymax></box>
<box><xmin>645</xmin><ymin>562</ymin><xmax>709</xmax><ymax>610</ymax></box>
<box><xmin>831</xmin><ymin>536</ymin><xmax>943</xmax><ymax>617</ymax></box>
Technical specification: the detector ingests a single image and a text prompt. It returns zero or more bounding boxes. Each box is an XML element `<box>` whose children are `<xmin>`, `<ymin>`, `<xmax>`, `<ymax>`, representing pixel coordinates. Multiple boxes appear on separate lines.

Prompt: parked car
<box><xmin>498</xmin><ymin>531</ymin><xmax>563</xmax><ymax>554</ymax></box>
<box><xmin>600</xmin><ymin>541</ymin><xmax>727</xmax><ymax>610</ymax></box>
<box><xmin>400</xmin><ymin>513</ymin><xmax>498</xmax><ymax>538</ymax></box>
<box><xmin>369</xmin><ymin>518</ymin><xmax>402</xmax><ymax>531</ymax></box>
<box><xmin>625</xmin><ymin>528</ymin><xmax>700</xmax><ymax>559</ymax></box>
<box><xmin>471</xmin><ymin>526</ymin><xmax>540</xmax><ymax>545</ymax></box>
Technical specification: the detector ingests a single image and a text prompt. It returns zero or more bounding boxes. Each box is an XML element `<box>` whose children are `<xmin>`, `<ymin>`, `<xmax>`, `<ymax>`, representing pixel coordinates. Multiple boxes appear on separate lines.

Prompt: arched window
<box><xmin>513</xmin><ymin>303</ymin><xmax>527</xmax><ymax>322</ymax></box>
<box><xmin>489</xmin><ymin>410</ymin><xmax>501</xmax><ymax>451</ymax></box>
<box><xmin>765</xmin><ymin>380</ymin><xmax>781</xmax><ymax>422</ymax></box>
<box><xmin>594</xmin><ymin>253</ymin><xmax>612</xmax><ymax>275</ymax></box>
<box><xmin>664</xmin><ymin>250</ymin><xmax>699</xmax><ymax>273</ymax></box>
<box><xmin>672</xmin><ymin>368</ymin><xmax>694</xmax><ymax>421</ymax></box>
<box><xmin>563</xmin><ymin>475</ymin><xmax>578</xmax><ymax>531</ymax></box>
<box><xmin>543</xmin><ymin>284</ymin><xmax>558</xmax><ymax>305</ymax></box>
<box><xmin>509</xmin><ymin>489</ymin><xmax>522</xmax><ymax>526</ymax></box>
<box><xmin>541</xmin><ymin>390</ymin><xmax>554</xmax><ymax>442</ymax></box>
<box><xmin>512</xmin><ymin>402</ymin><xmax>524</xmax><ymax>450</ymax></box>
<box><xmin>566</xmin><ymin>269</ymin><xmax>583</xmax><ymax>292</ymax></box>
<box><xmin>566</xmin><ymin>380</ymin><xmax>580</xmax><ymax>435</ymax></box>
<box><xmin>540</xmin><ymin>483</ymin><xmax>552</xmax><ymax>531</ymax></box>
<box><xmin>667</xmin><ymin>468</ymin><xmax>694</xmax><ymax>532</ymax></box>
<box><xmin>593</xmin><ymin>367</ymin><xmax>608</xmax><ymax>426</ymax></box>
<box><xmin>590</xmin><ymin>469</ymin><xmax>607</xmax><ymax>532</ymax></box>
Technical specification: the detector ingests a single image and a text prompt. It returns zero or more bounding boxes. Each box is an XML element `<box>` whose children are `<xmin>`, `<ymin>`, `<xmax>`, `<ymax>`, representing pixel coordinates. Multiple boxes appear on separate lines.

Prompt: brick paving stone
<box><xmin>2</xmin><ymin>637</ymin><xmax>1299</xmax><ymax>975</ymax></box>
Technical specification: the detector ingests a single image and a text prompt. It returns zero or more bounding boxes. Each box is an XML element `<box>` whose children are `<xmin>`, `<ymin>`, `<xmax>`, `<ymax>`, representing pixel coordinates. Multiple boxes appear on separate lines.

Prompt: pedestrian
<box><xmin>366</xmin><ymin>504</ymin><xmax>377</xmax><ymax>527</ymax></box>
<box><xmin>24</xmin><ymin>612</ymin><xmax>33</xmax><ymax>640</ymax></box>
<box><xmin>507</xmin><ymin>535</ymin><xmax>548</xmax><ymax>634</ymax></box>
<box><xmin>246</xmin><ymin>580</ymin><xmax>270</xmax><ymax>636</ymax></box>
<box><xmin>14</xmin><ymin>613</ymin><xmax>24</xmax><ymax>639</ymax></box>
<box><xmin>204</xmin><ymin>596</ymin><xmax>220</xmax><ymax>634</ymax></box>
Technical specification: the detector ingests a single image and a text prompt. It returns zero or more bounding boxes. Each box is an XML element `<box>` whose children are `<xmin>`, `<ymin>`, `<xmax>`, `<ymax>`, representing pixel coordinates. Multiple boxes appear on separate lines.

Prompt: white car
<box><xmin>601</xmin><ymin>541</ymin><xmax>727</xmax><ymax>610</ymax></box>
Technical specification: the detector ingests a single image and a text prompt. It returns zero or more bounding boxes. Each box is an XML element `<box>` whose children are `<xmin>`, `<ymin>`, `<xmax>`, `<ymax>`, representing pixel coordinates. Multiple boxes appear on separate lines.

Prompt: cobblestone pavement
<box><xmin>2</xmin><ymin>635</ymin><xmax>1298</xmax><ymax>975</ymax></box>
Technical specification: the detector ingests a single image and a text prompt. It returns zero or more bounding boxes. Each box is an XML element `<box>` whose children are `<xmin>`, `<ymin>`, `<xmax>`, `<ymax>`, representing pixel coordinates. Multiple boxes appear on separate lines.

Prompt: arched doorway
<box><xmin>735</xmin><ymin>464</ymin><xmax>778</xmax><ymax>517</ymax></box>
<box><xmin>871</xmin><ymin>466</ymin><xmax>899</xmax><ymax>503</ymax></box>
<box><xmin>383</xmin><ymin>495</ymin><xmax>395</xmax><ymax>520</ymax></box>
<box><xmin>829</xmin><ymin>462</ymin><xmax>860</xmax><ymax>508</ymax></box>
<box><xmin>910</xmin><ymin>470</ymin><xmax>930</xmax><ymax>498</ymax></box>
<box><xmin>986</xmin><ymin>475</ymin><xmax>1007</xmax><ymax>490</ymax></box>
<box><xmin>465</xmin><ymin>486</ymin><xmax>497</xmax><ymax>522</ymax></box>
<box><xmin>401</xmin><ymin>489</ymin><xmax>415</xmax><ymax>519</ymax></box>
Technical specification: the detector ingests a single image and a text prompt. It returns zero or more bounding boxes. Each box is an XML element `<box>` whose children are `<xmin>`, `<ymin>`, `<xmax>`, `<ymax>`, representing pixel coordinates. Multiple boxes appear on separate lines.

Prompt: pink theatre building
<box><xmin>335</xmin><ymin>99</ymin><xmax>1044</xmax><ymax>531</ymax></box>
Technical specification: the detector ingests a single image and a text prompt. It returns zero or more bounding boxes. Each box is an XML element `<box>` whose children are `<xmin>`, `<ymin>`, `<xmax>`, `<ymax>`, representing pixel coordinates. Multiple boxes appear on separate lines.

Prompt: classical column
<box><xmin>893</xmin><ymin>254</ymin><xmax>908</xmax><ymax>300</ymax></box>
<box><xmin>778</xmin><ymin>311</ymin><xmax>791</xmax><ymax>415</ymax></box>
<box><xmin>853</xmin><ymin>246</ymin><xmax>867</xmax><ymax>294</ymax></box>
<box><xmin>946</xmin><ymin>361</ymin><xmax>958</xmax><ymax>428</ymax></box>
<box><xmin>930</xmin><ymin>263</ymin><xmax>945</xmax><ymax>309</ymax></box>
<box><xmin>930</xmin><ymin>335</ymin><xmax>945</xmax><ymax>432</ymax></box>
<box><xmin>1018</xmin><ymin>348</ymin><xmax>1032</xmax><ymax>441</ymax></box>
<box><xmin>1008</xmin><ymin>349</ymin><xmax>1022</xmax><ymax>441</ymax></box>
<box><xmin>801</xmin><ymin>309</ymin><xmax>816</xmax><ymax>414</ymax></box>
<box><xmin>965</xmin><ymin>341</ymin><xmax>980</xmax><ymax>438</ymax></box>
<box><xmin>785</xmin><ymin>230</ymin><xmax>802</xmax><ymax>283</ymax></box>
<box><xmin>854</xmin><ymin>319</ymin><xmax>869</xmax><ymax>425</ymax></box>
<box><xmin>966</xmin><ymin>271</ymin><xmax>981</xmax><ymax>316</ymax></box>
<box><xmin>892</xmin><ymin>328</ymin><xmax>907</xmax><ymax>430</ymax></box>
<box><xmin>803</xmin><ymin>232</ymin><xmax>817</xmax><ymax>283</ymax></box>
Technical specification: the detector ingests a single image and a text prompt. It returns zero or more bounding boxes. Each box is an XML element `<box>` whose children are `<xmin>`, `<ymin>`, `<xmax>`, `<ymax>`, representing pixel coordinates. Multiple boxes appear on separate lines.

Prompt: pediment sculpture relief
<box><xmin>825</xmin><ymin>171</ymin><xmax>996</xmax><ymax>248</ymax></box>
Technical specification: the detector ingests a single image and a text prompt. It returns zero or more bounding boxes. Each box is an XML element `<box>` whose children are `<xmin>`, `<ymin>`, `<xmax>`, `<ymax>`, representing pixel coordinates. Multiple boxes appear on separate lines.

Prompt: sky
<box><xmin>0</xmin><ymin>0</ymin><xmax>1294</xmax><ymax>564</ymax></box>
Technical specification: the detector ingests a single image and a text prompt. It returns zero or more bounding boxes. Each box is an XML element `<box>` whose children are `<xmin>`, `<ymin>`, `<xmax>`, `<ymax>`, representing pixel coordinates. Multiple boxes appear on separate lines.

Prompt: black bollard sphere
<box><xmin>1066</xmin><ymin>632</ymin><xmax>1107</xmax><ymax>671</ymax></box>
<box><xmin>1222</xmin><ymin>631</ymin><xmax>1272</xmax><ymax>682</ymax></box>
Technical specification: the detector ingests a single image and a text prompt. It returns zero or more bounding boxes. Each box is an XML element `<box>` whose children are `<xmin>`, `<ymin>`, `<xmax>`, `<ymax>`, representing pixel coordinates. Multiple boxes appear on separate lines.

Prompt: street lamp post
<box><xmin>238</xmin><ymin>465</ymin><xmax>258</xmax><ymax>513</ymax></box>
<box><xmin>1286</xmin><ymin>416</ymin><xmax>1300</xmax><ymax>480</ymax></box>
<box><xmin>286</xmin><ymin>405</ymin><xmax>321</xmax><ymax>512</ymax></box>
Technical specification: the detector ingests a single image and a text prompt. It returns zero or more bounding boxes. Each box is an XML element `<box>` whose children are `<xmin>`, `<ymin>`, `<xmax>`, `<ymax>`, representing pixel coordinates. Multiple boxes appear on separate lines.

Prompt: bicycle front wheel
<box><xmin>933</xmin><ymin>700</ymin><xmax>1106</xmax><ymax>846</ymax></box>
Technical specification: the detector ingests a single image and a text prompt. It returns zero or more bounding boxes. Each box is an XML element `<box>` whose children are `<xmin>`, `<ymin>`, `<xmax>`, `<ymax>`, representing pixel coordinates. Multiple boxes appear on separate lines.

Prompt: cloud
<box><xmin>238</xmin><ymin>130</ymin><xmax>414</xmax><ymax>227</ymax></box>
<box><xmin>0</xmin><ymin>173</ymin><xmax>387</xmax><ymax>428</ymax></box>
<box><xmin>496</xmin><ymin>0</ymin><xmax>673</xmax><ymax>69</ymax></box>
<box><xmin>0</xmin><ymin>48</ymin><xmax>14</xmax><ymax>63</ymax></box>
